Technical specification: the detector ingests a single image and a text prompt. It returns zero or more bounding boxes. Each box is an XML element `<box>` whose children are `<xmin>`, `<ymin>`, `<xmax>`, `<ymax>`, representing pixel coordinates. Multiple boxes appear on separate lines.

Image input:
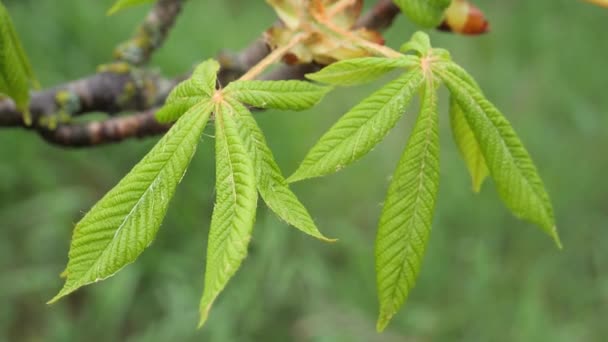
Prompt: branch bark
<box><xmin>0</xmin><ymin>69</ymin><xmax>175</xmax><ymax>127</ymax></box>
<box><xmin>0</xmin><ymin>0</ymin><xmax>403</xmax><ymax>147</ymax></box>
<box><xmin>38</xmin><ymin>110</ymin><xmax>170</xmax><ymax>147</ymax></box>
<box><xmin>114</xmin><ymin>0</ymin><xmax>186</xmax><ymax>66</ymax></box>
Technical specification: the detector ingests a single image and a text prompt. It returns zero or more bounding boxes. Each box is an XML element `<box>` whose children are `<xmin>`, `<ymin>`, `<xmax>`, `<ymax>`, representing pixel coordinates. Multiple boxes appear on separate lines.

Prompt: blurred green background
<box><xmin>1</xmin><ymin>1</ymin><xmax>606</xmax><ymax>341</ymax></box>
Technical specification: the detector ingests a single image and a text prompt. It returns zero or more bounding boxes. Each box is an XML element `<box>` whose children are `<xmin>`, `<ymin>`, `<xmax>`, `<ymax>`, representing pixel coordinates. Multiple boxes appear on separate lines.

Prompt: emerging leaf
<box><xmin>437</xmin><ymin>66</ymin><xmax>561</xmax><ymax>247</ymax></box>
<box><xmin>226</xmin><ymin>98</ymin><xmax>334</xmax><ymax>241</ymax></box>
<box><xmin>49</xmin><ymin>101</ymin><xmax>214</xmax><ymax>303</ymax></box>
<box><xmin>393</xmin><ymin>0</ymin><xmax>452</xmax><ymax>28</ymax></box>
<box><xmin>108</xmin><ymin>0</ymin><xmax>155</xmax><ymax>15</ymax></box>
<box><xmin>265</xmin><ymin>0</ymin><xmax>384</xmax><ymax>64</ymax></box>
<box><xmin>0</xmin><ymin>2</ymin><xmax>37</xmax><ymax>124</ymax></box>
<box><xmin>224</xmin><ymin>80</ymin><xmax>331</xmax><ymax>111</ymax></box>
<box><xmin>199</xmin><ymin>102</ymin><xmax>258</xmax><ymax>327</ymax></box>
<box><xmin>156</xmin><ymin>59</ymin><xmax>219</xmax><ymax>123</ymax></box>
<box><xmin>288</xmin><ymin>70</ymin><xmax>424</xmax><ymax>183</ymax></box>
<box><xmin>449</xmin><ymin>95</ymin><xmax>489</xmax><ymax>192</ymax></box>
<box><xmin>400</xmin><ymin>31</ymin><xmax>432</xmax><ymax>56</ymax></box>
<box><xmin>306</xmin><ymin>56</ymin><xmax>418</xmax><ymax>86</ymax></box>
<box><xmin>376</xmin><ymin>79</ymin><xmax>440</xmax><ymax>332</ymax></box>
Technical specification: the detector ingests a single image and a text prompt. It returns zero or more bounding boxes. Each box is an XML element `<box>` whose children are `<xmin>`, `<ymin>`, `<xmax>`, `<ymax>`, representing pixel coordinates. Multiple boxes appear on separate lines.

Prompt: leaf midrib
<box><xmin>385</xmin><ymin>83</ymin><xmax>436</xmax><ymax>310</ymax></box>
<box><xmin>315</xmin><ymin>72</ymin><xmax>420</xmax><ymax>166</ymax></box>
<box><xmin>440</xmin><ymin>70</ymin><xmax>548</xmax><ymax>219</ymax></box>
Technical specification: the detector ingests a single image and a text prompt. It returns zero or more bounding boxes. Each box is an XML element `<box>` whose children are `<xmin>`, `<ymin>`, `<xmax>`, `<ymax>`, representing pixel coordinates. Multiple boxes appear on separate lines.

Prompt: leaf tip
<box><xmin>197</xmin><ymin>302</ymin><xmax>213</xmax><ymax>329</ymax></box>
<box><xmin>285</xmin><ymin>173</ymin><xmax>304</xmax><ymax>184</ymax></box>
<box><xmin>317</xmin><ymin>236</ymin><xmax>338</xmax><ymax>243</ymax></box>
<box><xmin>375</xmin><ymin>313</ymin><xmax>392</xmax><ymax>332</ymax></box>
<box><xmin>47</xmin><ymin>286</ymin><xmax>71</xmax><ymax>305</ymax></box>
<box><xmin>471</xmin><ymin>178</ymin><xmax>485</xmax><ymax>193</ymax></box>
<box><xmin>551</xmin><ymin>227</ymin><xmax>563</xmax><ymax>250</ymax></box>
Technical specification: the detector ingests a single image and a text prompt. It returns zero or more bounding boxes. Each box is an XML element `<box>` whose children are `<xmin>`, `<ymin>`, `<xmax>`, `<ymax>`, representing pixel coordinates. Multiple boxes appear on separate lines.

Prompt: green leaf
<box><xmin>49</xmin><ymin>101</ymin><xmax>214</xmax><ymax>304</ymax></box>
<box><xmin>225</xmin><ymin>98</ymin><xmax>334</xmax><ymax>242</ymax></box>
<box><xmin>437</xmin><ymin>67</ymin><xmax>561</xmax><ymax>247</ymax></box>
<box><xmin>199</xmin><ymin>101</ymin><xmax>258</xmax><ymax>327</ymax></box>
<box><xmin>393</xmin><ymin>0</ymin><xmax>452</xmax><ymax>28</ymax></box>
<box><xmin>306</xmin><ymin>56</ymin><xmax>418</xmax><ymax>86</ymax></box>
<box><xmin>155</xmin><ymin>59</ymin><xmax>219</xmax><ymax>123</ymax></box>
<box><xmin>0</xmin><ymin>1</ymin><xmax>37</xmax><ymax>124</ymax></box>
<box><xmin>449</xmin><ymin>95</ymin><xmax>489</xmax><ymax>192</ymax></box>
<box><xmin>108</xmin><ymin>0</ymin><xmax>155</xmax><ymax>15</ymax></box>
<box><xmin>400</xmin><ymin>31</ymin><xmax>432</xmax><ymax>55</ymax></box>
<box><xmin>224</xmin><ymin>80</ymin><xmax>331</xmax><ymax>111</ymax></box>
<box><xmin>288</xmin><ymin>70</ymin><xmax>424</xmax><ymax>183</ymax></box>
<box><xmin>375</xmin><ymin>79</ymin><xmax>440</xmax><ymax>332</ymax></box>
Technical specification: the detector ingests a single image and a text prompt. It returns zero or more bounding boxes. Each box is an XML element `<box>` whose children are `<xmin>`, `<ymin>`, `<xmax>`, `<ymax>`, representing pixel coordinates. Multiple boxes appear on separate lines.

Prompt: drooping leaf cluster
<box><xmin>288</xmin><ymin>31</ymin><xmax>560</xmax><ymax>331</ymax></box>
<box><xmin>50</xmin><ymin>60</ymin><xmax>334</xmax><ymax>328</ymax></box>
<box><xmin>47</xmin><ymin>0</ymin><xmax>562</xmax><ymax>333</ymax></box>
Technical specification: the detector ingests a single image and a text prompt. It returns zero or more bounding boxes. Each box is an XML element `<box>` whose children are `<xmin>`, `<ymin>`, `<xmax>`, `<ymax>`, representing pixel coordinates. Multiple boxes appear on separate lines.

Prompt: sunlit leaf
<box><xmin>288</xmin><ymin>70</ymin><xmax>424</xmax><ymax>183</ymax></box>
<box><xmin>437</xmin><ymin>66</ymin><xmax>561</xmax><ymax>247</ymax></box>
<box><xmin>49</xmin><ymin>101</ymin><xmax>214</xmax><ymax>303</ymax></box>
<box><xmin>376</xmin><ymin>79</ymin><xmax>440</xmax><ymax>332</ymax></box>
<box><xmin>199</xmin><ymin>102</ymin><xmax>258</xmax><ymax>327</ymax></box>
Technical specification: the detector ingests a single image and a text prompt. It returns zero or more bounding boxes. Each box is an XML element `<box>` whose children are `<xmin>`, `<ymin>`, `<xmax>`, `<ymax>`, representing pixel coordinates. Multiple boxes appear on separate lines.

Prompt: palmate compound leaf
<box><xmin>108</xmin><ymin>0</ymin><xmax>156</xmax><ymax>15</ymax></box>
<box><xmin>49</xmin><ymin>100</ymin><xmax>214</xmax><ymax>303</ymax></box>
<box><xmin>155</xmin><ymin>59</ymin><xmax>220</xmax><ymax>123</ymax></box>
<box><xmin>225</xmin><ymin>98</ymin><xmax>334</xmax><ymax>241</ymax></box>
<box><xmin>224</xmin><ymin>80</ymin><xmax>332</xmax><ymax>111</ymax></box>
<box><xmin>393</xmin><ymin>0</ymin><xmax>452</xmax><ymax>28</ymax></box>
<box><xmin>375</xmin><ymin>78</ymin><xmax>440</xmax><ymax>332</ymax></box>
<box><xmin>287</xmin><ymin>69</ymin><xmax>425</xmax><ymax>183</ymax></box>
<box><xmin>306</xmin><ymin>56</ymin><xmax>418</xmax><ymax>86</ymax></box>
<box><xmin>0</xmin><ymin>1</ymin><xmax>37</xmax><ymax>124</ymax></box>
<box><xmin>449</xmin><ymin>95</ymin><xmax>489</xmax><ymax>192</ymax></box>
<box><xmin>199</xmin><ymin>101</ymin><xmax>258</xmax><ymax>327</ymax></box>
<box><xmin>436</xmin><ymin>65</ymin><xmax>561</xmax><ymax>248</ymax></box>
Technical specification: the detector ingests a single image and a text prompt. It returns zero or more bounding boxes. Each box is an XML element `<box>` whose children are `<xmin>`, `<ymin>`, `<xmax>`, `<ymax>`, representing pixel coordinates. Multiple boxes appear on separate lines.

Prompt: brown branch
<box><xmin>355</xmin><ymin>0</ymin><xmax>400</xmax><ymax>30</ymax></box>
<box><xmin>0</xmin><ymin>0</ymin><xmax>403</xmax><ymax>147</ymax></box>
<box><xmin>114</xmin><ymin>0</ymin><xmax>185</xmax><ymax>66</ymax></box>
<box><xmin>0</xmin><ymin>68</ymin><xmax>175</xmax><ymax>127</ymax></box>
<box><xmin>38</xmin><ymin>110</ymin><xmax>170</xmax><ymax>147</ymax></box>
<box><xmin>37</xmin><ymin>64</ymin><xmax>323</xmax><ymax>147</ymax></box>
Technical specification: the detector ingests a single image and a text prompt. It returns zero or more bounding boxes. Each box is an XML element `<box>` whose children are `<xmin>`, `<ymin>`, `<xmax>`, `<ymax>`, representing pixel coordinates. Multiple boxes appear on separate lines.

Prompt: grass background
<box><xmin>1</xmin><ymin>0</ymin><xmax>606</xmax><ymax>341</ymax></box>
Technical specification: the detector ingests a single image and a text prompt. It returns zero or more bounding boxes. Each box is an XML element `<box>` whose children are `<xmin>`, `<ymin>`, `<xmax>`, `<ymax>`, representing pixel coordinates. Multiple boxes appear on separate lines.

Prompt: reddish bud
<box><xmin>585</xmin><ymin>0</ymin><xmax>608</xmax><ymax>8</ymax></box>
<box><xmin>438</xmin><ymin>0</ymin><xmax>489</xmax><ymax>35</ymax></box>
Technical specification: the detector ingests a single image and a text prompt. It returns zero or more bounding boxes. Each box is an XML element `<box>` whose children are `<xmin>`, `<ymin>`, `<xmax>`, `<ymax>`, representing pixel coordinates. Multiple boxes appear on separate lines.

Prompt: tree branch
<box><xmin>355</xmin><ymin>0</ymin><xmax>400</xmax><ymax>30</ymax></box>
<box><xmin>114</xmin><ymin>0</ymin><xmax>186</xmax><ymax>66</ymax></box>
<box><xmin>0</xmin><ymin>68</ymin><xmax>175</xmax><ymax>127</ymax></box>
<box><xmin>38</xmin><ymin>110</ymin><xmax>170</xmax><ymax>147</ymax></box>
<box><xmin>0</xmin><ymin>0</ymin><xmax>403</xmax><ymax>147</ymax></box>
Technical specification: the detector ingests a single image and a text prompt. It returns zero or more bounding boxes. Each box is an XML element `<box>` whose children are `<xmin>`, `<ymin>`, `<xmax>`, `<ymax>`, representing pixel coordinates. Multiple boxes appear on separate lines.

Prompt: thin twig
<box><xmin>238</xmin><ymin>33</ymin><xmax>308</xmax><ymax>81</ymax></box>
<box><xmin>114</xmin><ymin>0</ymin><xmax>185</xmax><ymax>66</ymax></box>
